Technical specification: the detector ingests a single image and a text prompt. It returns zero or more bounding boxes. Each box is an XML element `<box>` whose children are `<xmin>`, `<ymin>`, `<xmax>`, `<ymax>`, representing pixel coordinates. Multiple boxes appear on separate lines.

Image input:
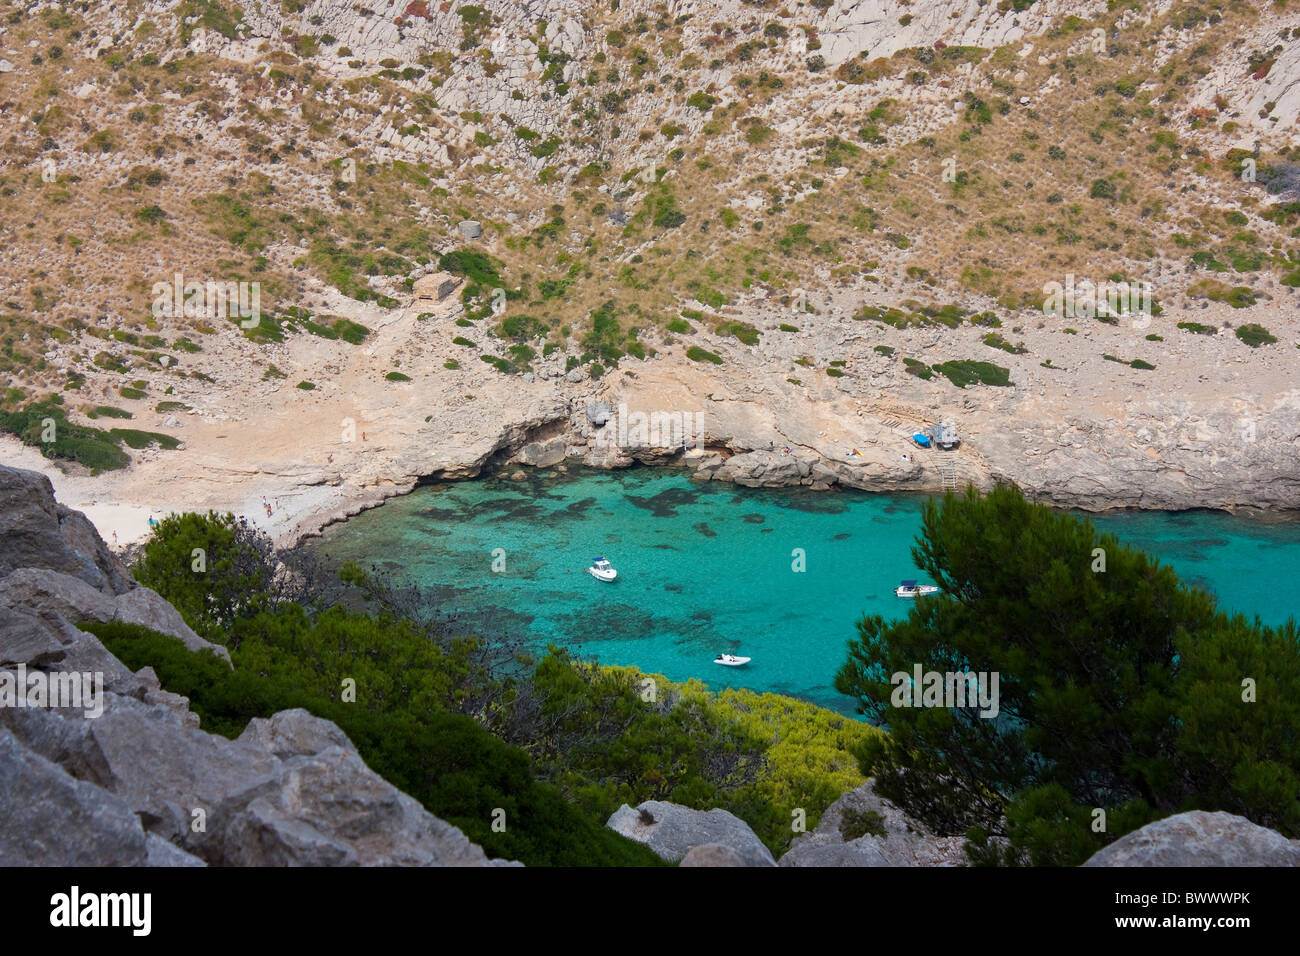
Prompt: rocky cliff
<box><xmin>0</xmin><ymin>464</ymin><xmax>514</xmax><ymax>866</ymax></box>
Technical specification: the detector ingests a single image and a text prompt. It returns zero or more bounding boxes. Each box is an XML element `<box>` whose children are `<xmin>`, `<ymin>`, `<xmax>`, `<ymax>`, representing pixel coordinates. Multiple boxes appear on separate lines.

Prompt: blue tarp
<box><xmin>912</xmin><ymin>433</ymin><xmax>931</xmax><ymax>447</ymax></box>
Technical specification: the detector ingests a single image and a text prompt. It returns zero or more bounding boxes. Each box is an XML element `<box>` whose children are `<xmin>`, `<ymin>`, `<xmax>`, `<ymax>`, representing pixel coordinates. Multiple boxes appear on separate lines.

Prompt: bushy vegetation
<box><xmin>127</xmin><ymin>513</ymin><xmax>876</xmax><ymax>862</ymax></box>
<box><xmin>836</xmin><ymin>484</ymin><xmax>1300</xmax><ymax>866</ymax></box>
<box><xmin>0</xmin><ymin>401</ymin><xmax>176</xmax><ymax>473</ymax></box>
<box><xmin>88</xmin><ymin>618</ymin><xmax>662</xmax><ymax>867</ymax></box>
<box><xmin>932</xmin><ymin>360</ymin><xmax>1012</xmax><ymax>388</ymax></box>
<box><xmin>1235</xmin><ymin>323</ymin><xmax>1277</xmax><ymax>347</ymax></box>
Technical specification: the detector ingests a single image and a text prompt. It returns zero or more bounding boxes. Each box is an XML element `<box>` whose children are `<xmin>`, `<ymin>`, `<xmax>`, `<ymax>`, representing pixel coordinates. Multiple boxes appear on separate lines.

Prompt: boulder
<box><xmin>412</xmin><ymin>270</ymin><xmax>462</xmax><ymax>301</ymax></box>
<box><xmin>606</xmin><ymin>801</ymin><xmax>775</xmax><ymax>866</ymax></box>
<box><xmin>586</xmin><ymin>401</ymin><xmax>612</xmax><ymax>425</ymax></box>
<box><xmin>220</xmin><ymin>742</ymin><xmax>509</xmax><ymax>866</ymax></box>
<box><xmin>779</xmin><ymin>779</ymin><xmax>967</xmax><ymax>867</ymax></box>
<box><xmin>112</xmin><ymin>587</ymin><xmax>231</xmax><ymax>664</ymax></box>
<box><xmin>236</xmin><ymin>708</ymin><xmax>356</xmax><ymax>761</ymax></box>
<box><xmin>680</xmin><ymin>843</ymin><xmax>754</xmax><ymax>867</ymax></box>
<box><xmin>0</xmin><ymin>729</ymin><xmax>148</xmax><ymax>866</ymax></box>
<box><xmin>0</xmin><ymin>605</ymin><xmax>67</xmax><ymax>668</ymax></box>
<box><xmin>0</xmin><ymin>466</ymin><xmax>133</xmax><ymax>594</ymax></box>
<box><xmin>0</xmin><ymin>568</ymin><xmax>118</xmax><ymax>624</ymax></box>
<box><xmin>1082</xmin><ymin>811</ymin><xmax>1300</xmax><ymax>867</ymax></box>
<box><xmin>516</xmin><ymin>437</ymin><xmax>566</xmax><ymax>467</ymax></box>
<box><xmin>145</xmin><ymin>833</ymin><xmax>206</xmax><ymax>867</ymax></box>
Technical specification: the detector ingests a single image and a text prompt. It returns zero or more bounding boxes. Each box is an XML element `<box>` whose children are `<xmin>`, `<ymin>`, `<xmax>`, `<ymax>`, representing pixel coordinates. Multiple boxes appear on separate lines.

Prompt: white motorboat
<box><xmin>587</xmin><ymin>557</ymin><xmax>617</xmax><ymax>582</ymax></box>
<box><xmin>713</xmin><ymin>653</ymin><xmax>751</xmax><ymax>667</ymax></box>
<box><xmin>894</xmin><ymin>579</ymin><xmax>939</xmax><ymax>598</ymax></box>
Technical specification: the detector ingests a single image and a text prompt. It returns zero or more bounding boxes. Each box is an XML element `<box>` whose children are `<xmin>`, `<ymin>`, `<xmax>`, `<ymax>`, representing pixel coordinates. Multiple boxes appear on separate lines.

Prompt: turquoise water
<box><xmin>308</xmin><ymin>467</ymin><xmax>1300</xmax><ymax>716</ymax></box>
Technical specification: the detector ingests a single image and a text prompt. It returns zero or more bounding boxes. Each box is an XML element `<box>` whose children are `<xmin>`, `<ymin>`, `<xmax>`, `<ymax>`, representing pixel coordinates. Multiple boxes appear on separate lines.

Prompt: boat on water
<box><xmin>587</xmin><ymin>557</ymin><xmax>618</xmax><ymax>582</ymax></box>
<box><xmin>894</xmin><ymin>579</ymin><xmax>939</xmax><ymax>598</ymax></box>
<box><xmin>714</xmin><ymin>653</ymin><xmax>751</xmax><ymax>667</ymax></box>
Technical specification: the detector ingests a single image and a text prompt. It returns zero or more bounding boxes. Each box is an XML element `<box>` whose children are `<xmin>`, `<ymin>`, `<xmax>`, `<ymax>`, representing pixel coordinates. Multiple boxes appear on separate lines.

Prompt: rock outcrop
<box><xmin>779</xmin><ymin>779</ymin><xmax>967</xmax><ymax>867</ymax></box>
<box><xmin>606</xmin><ymin>801</ymin><xmax>776</xmax><ymax>866</ymax></box>
<box><xmin>0</xmin><ymin>465</ymin><xmax>514</xmax><ymax>867</ymax></box>
<box><xmin>1083</xmin><ymin>811</ymin><xmax>1300</xmax><ymax>867</ymax></box>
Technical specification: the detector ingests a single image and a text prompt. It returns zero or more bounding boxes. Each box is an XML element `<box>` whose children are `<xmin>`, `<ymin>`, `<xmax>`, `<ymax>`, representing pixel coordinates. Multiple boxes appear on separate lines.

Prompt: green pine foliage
<box><xmin>86</xmin><ymin>619</ymin><xmax>663</xmax><ymax>867</ymax></box>
<box><xmin>835</xmin><ymin>484</ymin><xmax>1300</xmax><ymax>865</ymax></box>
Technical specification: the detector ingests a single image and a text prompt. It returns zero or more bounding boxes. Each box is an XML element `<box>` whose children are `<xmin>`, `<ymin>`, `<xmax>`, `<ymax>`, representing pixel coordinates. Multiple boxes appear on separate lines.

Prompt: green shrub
<box><xmin>932</xmin><ymin>360</ymin><xmax>1011</xmax><ymax>388</ymax></box>
<box><xmin>716</xmin><ymin>321</ymin><xmax>760</xmax><ymax>346</ymax></box>
<box><xmin>88</xmin><ymin>405</ymin><xmax>133</xmax><ymax>420</ymax></box>
<box><xmin>1235</xmin><ymin>323</ymin><xmax>1277</xmax><ymax>347</ymax></box>
<box><xmin>903</xmin><ymin>357</ymin><xmax>933</xmax><ymax>380</ymax></box>
<box><xmin>0</xmin><ymin>401</ymin><xmax>132</xmax><ymax>473</ymax></box>
<box><xmin>840</xmin><ymin>807</ymin><xmax>887</xmax><ymax>840</ymax></box>
<box><xmin>836</xmin><ymin>484</ymin><xmax>1300</xmax><ymax>866</ymax></box>
<box><xmin>686</xmin><ymin>346</ymin><xmax>723</xmax><ymax>364</ymax></box>
<box><xmin>296</xmin><ymin>381</ymin><xmax>316</xmax><ymax>390</ymax></box>
<box><xmin>385</xmin><ymin>371</ymin><xmax>412</xmax><ymax>381</ymax></box>
<box><xmin>86</xmin><ymin>620</ymin><xmax>663</xmax><ymax>868</ymax></box>
<box><xmin>686</xmin><ymin>91</ymin><xmax>716</xmax><ymax>110</ymax></box>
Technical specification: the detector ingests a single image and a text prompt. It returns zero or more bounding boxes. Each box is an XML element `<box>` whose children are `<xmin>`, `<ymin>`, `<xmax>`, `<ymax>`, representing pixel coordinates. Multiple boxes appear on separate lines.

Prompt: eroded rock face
<box><xmin>0</xmin><ymin>729</ymin><xmax>149</xmax><ymax>867</ymax></box>
<box><xmin>0</xmin><ymin>467</ymin><xmax>514</xmax><ymax>867</ymax></box>
<box><xmin>606</xmin><ymin>801</ymin><xmax>776</xmax><ymax>866</ymax></box>
<box><xmin>679</xmin><ymin>843</ymin><xmax>752</xmax><ymax>867</ymax></box>
<box><xmin>1082</xmin><ymin>811</ymin><xmax>1300</xmax><ymax>867</ymax></box>
<box><xmin>0</xmin><ymin>465</ymin><xmax>230</xmax><ymax>665</ymax></box>
<box><xmin>778</xmin><ymin>779</ymin><xmax>967</xmax><ymax>867</ymax></box>
<box><xmin>0</xmin><ymin>466</ymin><xmax>133</xmax><ymax>594</ymax></box>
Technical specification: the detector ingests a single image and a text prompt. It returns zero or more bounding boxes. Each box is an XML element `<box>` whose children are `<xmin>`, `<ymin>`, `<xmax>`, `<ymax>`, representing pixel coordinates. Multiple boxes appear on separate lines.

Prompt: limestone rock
<box><xmin>0</xmin><ymin>729</ymin><xmax>148</xmax><ymax>866</ymax></box>
<box><xmin>112</xmin><ymin>586</ymin><xmax>232</xmax><ymax>664</ymax></box>
<box><xmin>236</xmin><ymin>708</ymin><xmax>356</xmax><ymax>760</ymax></box>
<box><xmin>779</xmin><ymin>779</ymin><xmax>967</xmax><ymax>867</ymax></box>
<box><xmin>0</xmin><ymin>465</ymin><xmax>132</xmax><ymax>594</ymax></box>
<box><xmin>0</xmin><ymin>567</ymin><xmax>117</xmax><ymax>625</ymax></box>
<box><xmin>606</xmin><ymin>801</ymin><xmax>776</xmax><ymax>866</ymax></box>
<box><xmin>145</xmin><ymin>833</ymin><xmax>207</xmax><ymax>867</ymax></box>
<box><xmin>0</xmin><ymin>605</ymin><xmax>67</xmax><ymax>668</ymax></box>
<box><xmin>680</xmin><ymin>842</ymin><xmax>754</xmax><ymax>867</ymax></box>
<box><xmin>516</xmin><ymin>437</ymin><xmax>566</xmax><ymax>467</ymax></box>
<box><xmin>412</xmin><ymin>271</ymin><xmax>462</xmax><ymax>301</ymax></box>
<box><xmin>1082</xmin><ymin>811</ymin><xmax>1300</xmax><ymax>867</ymax></box>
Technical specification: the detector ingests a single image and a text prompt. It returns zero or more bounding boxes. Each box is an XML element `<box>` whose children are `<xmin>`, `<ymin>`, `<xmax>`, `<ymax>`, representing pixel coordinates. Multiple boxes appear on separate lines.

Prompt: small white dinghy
<box><xmin>714</xmin><ymin>653</ymin><xmax>751</xmax><ymax>667</ymax></box>
<box><xmin>587</xmin><ymin>557</ymin><xmax>617</xmax><ymax>582</ymax></box>
<box><xmin>894</xmin><ymin>579</ymin><xmax>939</xmax><ymax>598</ymax></box>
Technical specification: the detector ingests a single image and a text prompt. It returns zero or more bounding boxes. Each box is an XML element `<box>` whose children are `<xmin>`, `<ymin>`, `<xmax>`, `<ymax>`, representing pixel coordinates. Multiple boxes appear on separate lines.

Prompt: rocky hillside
<box><xmin>2</xmin><ymin>0</ymin><xmax>1298</xmax><ymax>391</ymax></box>
<box><xmin>0</xmin><ymin>464</ymin><xmax>514</xmax><ymax>865</ymax></box>
<box><xmin>1</xmin><ymin>0</ymin><xmax>1298</xmax><ymax>538</ymax></box>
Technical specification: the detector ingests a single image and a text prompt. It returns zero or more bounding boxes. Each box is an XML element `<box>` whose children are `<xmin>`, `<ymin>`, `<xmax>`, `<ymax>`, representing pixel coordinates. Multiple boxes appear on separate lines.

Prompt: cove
<box><xmin>306</xmin><ymin>467</ymin><xmax>1300</xmax><ymax>717</ymax></box>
